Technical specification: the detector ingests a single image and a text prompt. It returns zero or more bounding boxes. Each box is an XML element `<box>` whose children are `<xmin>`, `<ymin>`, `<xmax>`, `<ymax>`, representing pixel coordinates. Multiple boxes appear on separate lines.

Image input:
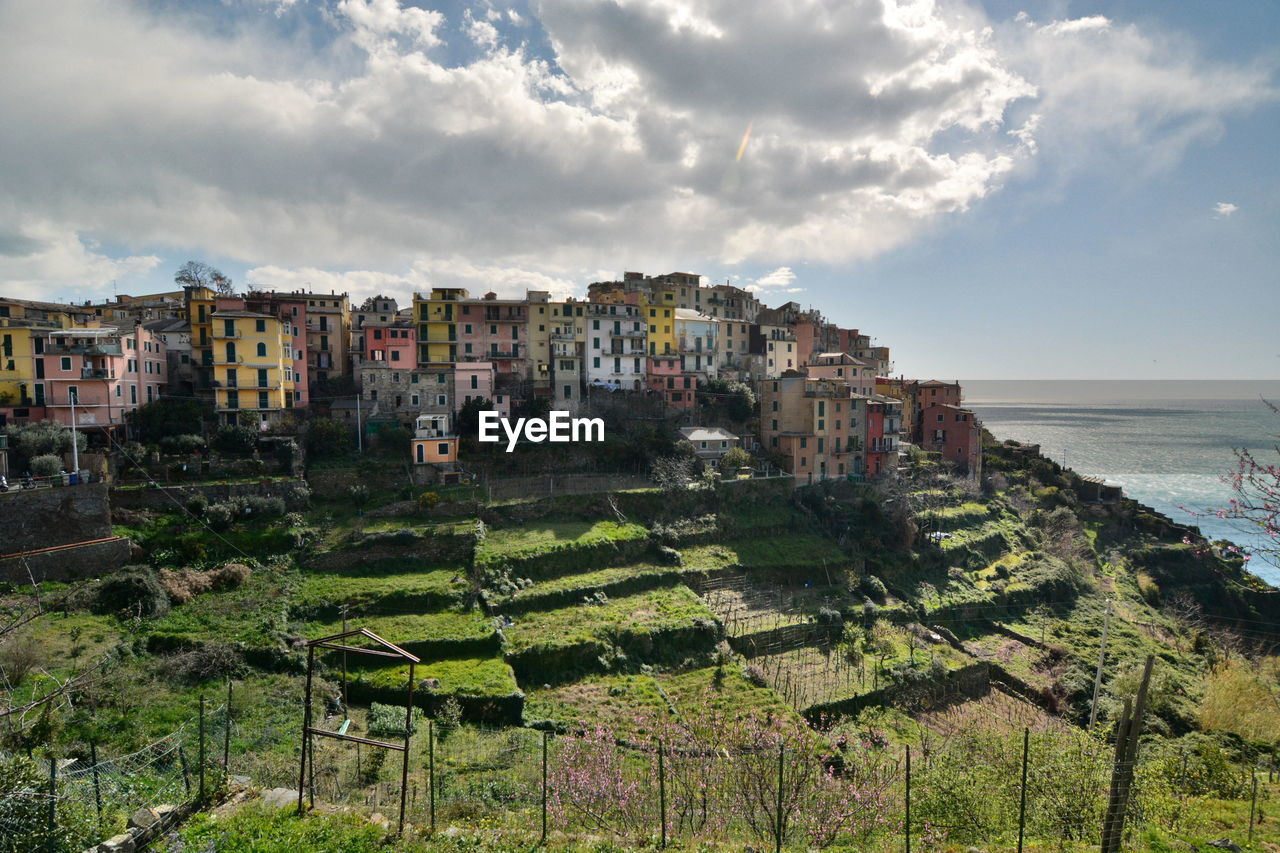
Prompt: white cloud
<box><xmin>1213</xmin><ymin>201</ymin><xmax>1239</xmax><ymax>218</ymax></box>
<box><xmin>746</xmin><ymin>266</ymin><xmax>803</xmax><ymax>295</ymax></box>
<box><xmin>0</xmin><ymin>217</ymin><xmax>161</xmax><ymax>302</ymax></box>
<box><xmin>0</xmin><ymin>0</ymin><xmax>1271</xmax><ymax>298</ymax></box>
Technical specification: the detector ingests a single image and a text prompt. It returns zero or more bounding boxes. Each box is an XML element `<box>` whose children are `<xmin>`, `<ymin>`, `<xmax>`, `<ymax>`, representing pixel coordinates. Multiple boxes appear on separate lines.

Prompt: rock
<box><xmin>98</xmin><ymin>834</ymin><xmax>135</xmax><ymax>853</ymax></box>
<box><xmin>1206</xmin><ymin>840</ymin><xmax>1243</xmax><ymax>853</ymax></box>
<box><xmin>153</xmin><ymin>804</ymin><xmax>178</xmax><ymax>823</ymax></box>
<box><xmin>369</xmin><ymin>812</ymin><xmax>390</xmax><ymax>829</ymax></box>
<box><xmin>418</xmin><ymin>677</ymin><xmax>441</xmax><ymax>691</ymax></box>
<box><xmin>126</xmin><ymin>807</ymin><xmax>160</xmax><ymax>831</ymax></box>
<box><xmin>261</xmin><ymin>787</ymin><xmax>302</xmax><ymax>809</ymax></box>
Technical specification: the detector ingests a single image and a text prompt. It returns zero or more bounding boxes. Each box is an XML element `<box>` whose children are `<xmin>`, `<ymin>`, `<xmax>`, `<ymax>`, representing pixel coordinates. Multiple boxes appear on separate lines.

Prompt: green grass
<box><xmin>346</xmin><ymin>656</ymin><xmax>519</xmax><ymax>696</ymax></box>
<box><xmin>523</xmin><ymin>673</ymin><xmax>671</xmax><ymax>727</ymax></box>
<box><xmin>476</xmin><ymin>519</ymin><xmax>648</xmax><ymax>565</ymax></box>
<box><xmin>493</xmin><ymin>563</ymin><xmax>702</xmax><ymax>609</ymax></box>
<box><xmin>305</xmin><ymin>607</ymin><xmax>497</xmax><ymax>649</ymax></box>
<box><xmin>680</xmin><ymin>534</ymin><xmax>849</xmax><ymax>570</ymax></box>
<box><xmin>146</xmin><ymin>568</ymin><xmax>296</xmax><ymax>647</ymax></box>
<box><xmin>503</xmin><ymin>586</ymin><xmax>716</xmax><ymax>653</ymax></box>
<box><xmin>293</xmin><ymin>566</ymin><xmax>468</xmax><ymax>615</ymax></box>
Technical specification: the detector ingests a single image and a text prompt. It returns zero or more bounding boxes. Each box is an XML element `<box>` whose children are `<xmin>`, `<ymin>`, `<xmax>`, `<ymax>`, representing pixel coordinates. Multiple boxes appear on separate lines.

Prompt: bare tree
<box><xmin>174</xmin><ymin>260</ymin><xmax>235</xmax><ymax>296</ymax></box>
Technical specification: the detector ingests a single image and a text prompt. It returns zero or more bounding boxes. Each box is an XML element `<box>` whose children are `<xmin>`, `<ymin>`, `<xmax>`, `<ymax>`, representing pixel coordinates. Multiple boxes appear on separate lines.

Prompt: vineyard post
<box><xmin>541</xmin><ymin>729</ymin><xmax>548</xmax><ymax>845</ymax></box>
<box><xmin>198</xmin><ymin>694</ymin><xmax>206</xmax><ymax>802</ymax></box>
<box><xmin>46</xmin><ymin>755</ymin><xmax>56</xmax><ymax>853</ymax></box>
<box><xmin>179</xmin><ymin>746</ymin><xmax>191</xmax><ymax>795</ymax></box>
<box><xmin>775</xmin><ymin>744</ymin><xmax>785</xmax><ymax>853</ymax></box>
<box><xmin>90</xmin><ymin>738</ymin><xmax>103</xmax><ymax>835</ymax></box>
<box><xmin>658</xmin><ymin>739</ymin><xmax>667</xmax><ymax>848</ymax></box>
<box><xmin>224</xmin><ymin>679</ymin><xmax>233</xmax><ymax>781</ymax></box>
<box><xmin>905</xmin><ymin>745</ymin><xmax>912</xmax><ymax>853</ymax></box>
<box><xmin>428</xmin><ymin>719</ymin><xmax>436</xmax><ymax>834</ymax></box>
<box><xmin>1248</xmin><ymin>768</ymin><xmax>1258</xmax><ymax>844</ymax></box>
<box><xmin>1017</xmin><ymin>727</ymin><xmax>1029</xmax><ymax>853</ymax></box>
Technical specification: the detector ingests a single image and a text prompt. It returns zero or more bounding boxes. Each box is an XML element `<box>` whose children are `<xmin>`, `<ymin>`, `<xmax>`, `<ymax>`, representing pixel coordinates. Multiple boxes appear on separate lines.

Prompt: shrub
<box><xmin>417</xmin><ymin>491</ymin><xmax>441</xmax><ymax>513</ymax></box>
<box><xmin>1136</xmin><ymin>571</ymin><xmax>1161</xmax><ymax>605</ymax></box>
<box><xmin>159</xmin><ymin>434</ymin><xmax>206</xmax><ymax>454</ymax></box>
<box><xmin>743</xmin><ymin>664</ymin><xmax>768</xmax><ymax>687</ymax></box>
<box><xmin>158</xmin><ymin>567</ymin><xmax>213</xmax><ymax>605</ymax></box>
<box><xmin>0</xmin><ymin>636</ymin><xmax>45</xmax><ymax>687</ymax></box>
<box><xmin>211</xmin><ymin>562</ymin><xmax>253</xmax><ymax>589</ymax></box>
<box><xmin>242</xmin><ymin>495</ymin><xmax>286</xmax><ymax>519</ymax></box>
<box><xmin>860</xmin><ymin>574</ymin><xmax>888</xmax><ymax>603</ymax></box>
<box><xmin>185</xmin><ymin>493</ymin><xmax>209</xmax><ymax>516</ymax></box>
<box><xmin>86</xmin><ymin>568</ymin><xmax>170</xmax><ymax>617</ymax></box>
<box><xmin>816</xmin><ymin>606</ymin><xmax>843</xmax><ymax>626</ymax></box>
<box><xmin>656</xmin><ymin>545</ymin><xmax>683</xmax><ymax>566</ymax></box>
<box><xmin>432</xmin><ymin>696</ymin><xmax>464</xmax><ymax>738</ymax></box>
<box><xmin>368</xmin><ymin>702</ymin><xmax>417</xmax><ymax>737</ymax></box>
<box><xmin>204</xmin><ymin>502</ymin><xmax>237</xmax><ymax>530</ymax></box>
<box><xmin>28</xmin><ymin>454</ymin><xmax>63</xmax><ymax>477</ymax></box>
<box><xmin>159</xmin><ymin>642</ymin><xmax>246</xmax><ymax>684</ymax></box>
<box><xmin>211</xmin><ymin>425</ymin><xmax>258</xmax><ymax>455</ymax></box>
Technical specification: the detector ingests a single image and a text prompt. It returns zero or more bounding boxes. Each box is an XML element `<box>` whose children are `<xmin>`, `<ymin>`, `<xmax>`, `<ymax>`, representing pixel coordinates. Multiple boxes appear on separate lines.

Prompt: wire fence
<box><xmin>0</xmin><ymin>702</ymin><xmax>230</xmax><ymax>853</ymax></box>
<box><xmin>2</xmin><ymin>691</ymin><xmax>1273</xmax><ymax>852</ymax></box>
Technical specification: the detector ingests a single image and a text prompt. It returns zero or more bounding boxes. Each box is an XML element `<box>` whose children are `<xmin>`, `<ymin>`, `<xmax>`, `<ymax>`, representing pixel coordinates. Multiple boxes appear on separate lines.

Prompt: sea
<box><xmin>962</xmin><ymin>380</ymin><xmax>1280</xmax><ymax>588</ymax></box>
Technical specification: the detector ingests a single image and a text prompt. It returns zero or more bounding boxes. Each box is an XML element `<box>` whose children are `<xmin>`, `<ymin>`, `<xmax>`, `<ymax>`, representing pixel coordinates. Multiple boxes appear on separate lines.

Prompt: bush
<box><xmin>368</xmin><ymin>702</ymin><xmax>416</xmax><ymax>737</ymax></box>
<box><xmin>242</xmin><ymin>495</ymin><xmax>286</xmax><ymax>519</ymax></box>
<box><xmin>28</xmin><ymin>454</ymin><xmax>63</xmax><ymax>477</ymax></box>
<box><xmin>212</xmin><ymin>425</ymin><xmax>258</xmax><ymax>455</ymax></box>
<box><xmin>204</xmin><ymin>502</ymin><xmax>237</xmax><ymax>530</ymax></box>
<box><xmin>85</xmin><ymin>568</ymin><xmax>170</xmax><ymax>618</ymax></box>
<box><xmin>305</xmin><ymin>417</ymin><xmax>355</xmax><ymax>460</ymax></box>
<box><xmin>860</xmin><ymin>574</ymin><xmax>888</xmax><ymax>603</ymax></box>
<box><xmin>417</xmin><ymin>491</ymin><xmax>441</xmax><ymax>513</ymax></box>
<box><xmin>656</xmin><ymin>545</ymin><xmax>683</xmax><ymax>566</ymax></box>
<box><xmin>159</xmin><ymin>642</ymin><xmax>246</xmax><ymax>684</ymax></box>
<box><xmin>185</xmin><ymin>493</ymin><xmax>209</xmax><ymax>516</ymax></box>
<box><xmin>743</xmin><ymin>664</ymin><xmax>768</xmax><ymax>687</ymax></box>
<box><xmin>159</xmin><ymin>434</ymin><xmax>206</xmax><ymax>454</ymax></box>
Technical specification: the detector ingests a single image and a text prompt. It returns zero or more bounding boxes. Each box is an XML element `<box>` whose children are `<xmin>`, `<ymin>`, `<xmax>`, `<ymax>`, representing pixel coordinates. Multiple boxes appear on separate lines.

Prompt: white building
<box><xmin>585</xmin><ymin>303</ymin><xmax>646</xmax><ymax>391</ymax></box>
<box><xmin>674</xmin><ymin>309</ymin><xmax>719</xmax><ymax>383</ymax></box>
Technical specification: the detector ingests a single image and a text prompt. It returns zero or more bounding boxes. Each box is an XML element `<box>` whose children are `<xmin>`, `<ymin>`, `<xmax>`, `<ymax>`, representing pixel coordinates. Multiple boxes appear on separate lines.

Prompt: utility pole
<box><xmin>1089</xmin><ymin>599</ymin><xmax>1114</xmax><ymax>730</ymax></box>
<box><xmin>355</xmin><ymin>394</ymin><xmax>363</xmax><ymax>453</ymax></box>
<box><xmin>70</xmin><ymin>387</ymin><xmax>80</xmax><ymax>474</ymax></box>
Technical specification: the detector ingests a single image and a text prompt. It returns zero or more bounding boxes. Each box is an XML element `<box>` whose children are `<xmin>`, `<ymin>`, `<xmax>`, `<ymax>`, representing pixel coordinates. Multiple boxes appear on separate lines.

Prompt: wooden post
<box><xmin>658</xmin><ymin>739</ymin><xmax>667</xmax><ymax>849</ymax></box>
<box><xmin>179</xmin><ymin>746</ymin><xmax>191</xmax><ymax>795</ymax></box>
<box><xmin>541</xmin><ymin>729</ymin><xmax>549</xmax><ymax>845</ymax></box>
<box><xmin>428</xmin><ymin>719</ymin><xmax>436</xmax><ymax>834</ymax></box>
<box><xmin>223</xmin><ymin>679</ymin><xmax>233</xmax><ymax>782</ymax></box>
<box><xmin>1089</xmin><ymin>600</ymin><xmax>1114</xmax><ymax>730</ymax></box>
<box><xmin>198</xmin><ymin>694</ymin><xmax>206</xmax><ymax>802</ymax></box>
<box><xmin>90</xmin><ymin>739</ymin><xmax>103</xmax><ymax>835</ymax></box>
<box><xmin>1017</xmin><ymin>727</ymin><xmax>1029</xmax><ymax>853</ymax></box>
<box><xmin>1248</xmin><ymin>768</ymin><xmax>1258</xmax><ymax>844</ymax></box>
<box><xmin>1101</xmin><ymin>655</ymin><xmax>1154</xmax><ymax>853</ymax></box>
<box><xmin>399</xmin><ymin>661</ymin><xmax>415</xmax><ymax>835</ymax></box>
<box><xmin>298</xmin><ymin>645</ymin><xmax>315</xmax><ymax>815</ymax></box>
<box><xmin>775</xmin><ymin>744</ymin><xmax>785</xmax><ymax>853</ymax></box>
<box><xmin>46</xmin><ymin>756</ymin><xmax>56</xmax><ymax>853</ymax></box>
<box><xmin>905</xmin><ymin>745</ymin><xmax>912</xmax><ymax>853</ymax></box>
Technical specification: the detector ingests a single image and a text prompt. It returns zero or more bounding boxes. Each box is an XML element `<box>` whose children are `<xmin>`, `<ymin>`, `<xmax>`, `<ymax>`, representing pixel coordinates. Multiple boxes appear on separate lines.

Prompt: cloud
<box><xmin>0</xmin><ymin>217</ymin><xmax>161</xmax><ymax>302</ymax></box>
<box><xmin>1213</xmin><ymin>201</ymin><xmax>1239</xmax><ymax>218</ymax></box>
<box><xmin>746</xmin><ymin>266</ymin><xmax>803</xmax><ymax>295</ymax></box>
<box><xmin>0</xmin><ymin>0</ymin><xmax>1272</xmax><ymax>298</ymax></box>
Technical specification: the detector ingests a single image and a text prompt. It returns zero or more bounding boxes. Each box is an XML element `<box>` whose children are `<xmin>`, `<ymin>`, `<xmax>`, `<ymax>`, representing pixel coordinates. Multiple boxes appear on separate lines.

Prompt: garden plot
<box><xmin>700</xmin><ymin>573</ymin><xmax>849</xmax><ymax>638</ymax></box>
<box><xmin>305</xmin><ymin>607</ymin><xmax>500</xmax><ymax>658</ymax></box>
<box><xmin>489</xmin><ymin>562</ymin><xmax>708</xmax><ymax>615</ymax></box>
<box><xmin>292</xmin><ymin>565</ymin><xmax>469</xmax><ymax>617</ymax></box>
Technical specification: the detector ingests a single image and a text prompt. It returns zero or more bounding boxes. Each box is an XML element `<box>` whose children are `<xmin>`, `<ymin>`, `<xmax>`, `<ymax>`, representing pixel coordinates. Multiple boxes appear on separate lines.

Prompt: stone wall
<box><xmin>0</xmin><ymin>481</ymin><xmax>112</xmax><ymax>556</ymax></box>
<box><xmin>0</xmin><ymin>536</ymin><xmax>132</xmax><ymax>584</ymax></box>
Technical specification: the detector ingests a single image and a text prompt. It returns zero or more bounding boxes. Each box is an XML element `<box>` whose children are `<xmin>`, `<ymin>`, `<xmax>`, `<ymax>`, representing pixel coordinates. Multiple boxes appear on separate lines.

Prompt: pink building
<box><xmin>456</xmin><ymin>295</ymin><xmax>527</xmax><ymax>380</ymax></box>
<box><xmin>454</xmin><ymin>361</ymin><xmax>511</xmax><ymax>418</ymax></box>
<box><xmin>646</xmin><ymin>354</ymin><xmax>695</xmax><ymax>409</ymax></box>
<box><xmin>42</xmin><ymin>324</ymin><xmax>165</xmax><ymax>430</ymax></box>
<box><xmin>364</xmin><ymin>321</ymin><xmax>415</xmax><ymax>368</ymax></box>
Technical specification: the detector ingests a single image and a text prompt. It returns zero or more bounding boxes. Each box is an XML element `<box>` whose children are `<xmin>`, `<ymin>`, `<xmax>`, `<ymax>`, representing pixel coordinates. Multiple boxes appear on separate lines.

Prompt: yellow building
<box><xmin>414</xmin><ymin>288</ymin><xmax>467</xmax><ymax>367</ymax></box>
<box><xmin>0</xmin><ymin>298</ymin><xmax>96</xmax><ymax>406</ymax></box>
<box><xmin>210</xmin><ymin>310</ymin><xmax>295</xmax><ymax>426</ymax></box>
<box><xmin>644</xmin><ymin>294</ymin><xmax>676</xmax><ymax>356</ymax></box>
<box><xmin>183</xmin><ymin>286</ymin><xmax>217</xmax><ymax>395</ymax></box>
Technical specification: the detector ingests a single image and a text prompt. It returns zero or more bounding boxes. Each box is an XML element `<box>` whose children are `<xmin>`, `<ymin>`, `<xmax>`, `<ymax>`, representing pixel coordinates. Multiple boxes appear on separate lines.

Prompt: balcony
<box><xmin>46</xmin><ymin>343</ymin><xmax>122</xmax><ymax>356</ymax></box>
<box><xmin>551</xmin><ymin>333</ymin><xmax>576</xmax><ymax>342</ymax></box>
<box><xmin>80</xmin><ymin>368</ymin><xmax>112</xmax><ymax>380</ymax></box>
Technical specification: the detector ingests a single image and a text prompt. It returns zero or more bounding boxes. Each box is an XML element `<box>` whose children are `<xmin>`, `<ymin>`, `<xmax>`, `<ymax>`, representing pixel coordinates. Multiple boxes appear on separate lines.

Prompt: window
<box><xmin>593</xmin><ymin>319</ymin><xmax>600</xmax><ymax>330</ymax></box>
<box><xmin>60</xmin><ymin>356</ymin><xmax>71</xmax><ymax>371</ymax></box>
<box><xmin>464</xmin><ymin>324</ymin><xmax>472</xmax><ymax>335</ymax></box>
<box><xmin>470</xmin><ymin>374</ymin><xmax>478</xmax><ymax>389</ymax></box>
<box><xmin>593</xmin><ymin>357</ymin><xmax>600</xmax><ymax>368</ymax></box>
<box><xmin>257</xmin><ymin>368</ymin><xmax>268</xmax><ymax>387</ymax></box>
<box><xmin>259</xmin><ymin>391</ymin><xmax>269</xmax><ymax>409</ymax></box>
<box><xmin>563</xmin><ymin>385</ymin><xmax>572</xmax><ymax>399</ymax></box>
<box><xmin>130</xmin><ymin>385</ymin><xmax>137</xmax><ymax>404</ymax></box>
<box><xmin>411</xmin><ymin>394</ymin><xmax>419</xmax><ymax>405</ymax></box>
<box><xmin>438</xmin><ymin>442</ymin><xmax>450</xmax><ymax>455</ymax></box>
<box><xmin>223</xmin><ymin>319</ymin><xmax>235</xmax><ymax>337</ymax></box>
<box><xmin>391</xmin><ymin>350</ymin><xmax>400</xmax><ymax>361</ymax></box>
<box><xmin>257</xmin><ymin>342</ymin><xmax>267</xmax><ymax>358</ymax></box>
<box><xmin>255</xmin><ymin>319</ymin><xmax>266</xmax><ymax>333</ymax></box>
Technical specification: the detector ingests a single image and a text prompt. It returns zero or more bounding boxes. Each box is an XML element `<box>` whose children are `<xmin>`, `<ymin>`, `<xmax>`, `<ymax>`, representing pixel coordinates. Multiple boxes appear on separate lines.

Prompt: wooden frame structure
<box><xmin>297</xmin><ymin>628</ymin><xmax>420</xmax><ymax>833</ymax></box>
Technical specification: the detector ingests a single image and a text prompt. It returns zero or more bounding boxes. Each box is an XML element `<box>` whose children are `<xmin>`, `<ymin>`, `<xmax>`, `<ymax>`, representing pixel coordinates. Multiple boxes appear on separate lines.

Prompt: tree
<box><xmin>128</xmin><ymin>398</ymin><xmax>206</xmax><ymax>442</ymax></box>
<box><xmin>456</xmin><ymin>397</ymin><xmax>495</xmax><ymax>447</ymax></box>
<box><xmin>3</xmin><ymin>420</ymin><xmax>85</xmax><ymax>472</ymax></box>
<box><xmin>174</xmin><ymin>260</ymin><xmax>234</xmax><ymax>296</ymax></box>
<box><xmin>1210</xmin><ymin>400</ymin><xmax>1280</xmax><ymax>570</ymax></box>
<box><xmin>698</xmin><ymin>379</ymin><xmax>757</xmax><ymax>423</ymax></box>
<box><xmin>304</xmin><ymin>417</ymin><xmax>355</xmax><ymax>460</ymax></box>
<box><xmin>719</xmin><ymin>446</ymin><xmax>753</xmax><ymax>473</ymax></box>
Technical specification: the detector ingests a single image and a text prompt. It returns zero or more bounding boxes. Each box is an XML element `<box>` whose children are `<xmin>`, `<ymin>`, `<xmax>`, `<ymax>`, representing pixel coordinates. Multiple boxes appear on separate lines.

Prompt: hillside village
<box><xmin>0</xmin><ymin>269</ymin><xmax>979</xmax><ymax>485</ymax></box>
<box><xmin>0</xmin><ymin>272</ymin><xmax>1277</xmax><ymax>853</ymax></box>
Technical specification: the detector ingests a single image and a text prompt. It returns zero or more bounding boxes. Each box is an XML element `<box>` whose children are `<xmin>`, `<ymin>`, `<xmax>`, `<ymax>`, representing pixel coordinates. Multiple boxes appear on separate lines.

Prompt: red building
<box><xmin>920</xmin><ymin>403</ymin><xmax>981</xmax><ymax>476</ymax></box>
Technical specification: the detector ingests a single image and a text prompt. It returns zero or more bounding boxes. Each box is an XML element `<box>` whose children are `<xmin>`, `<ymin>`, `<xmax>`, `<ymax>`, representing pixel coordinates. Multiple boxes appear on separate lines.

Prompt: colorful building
<box><xmin>585</xmin><ymin>302</ymin><xmax>646</xmax><ymax>390</ymax></box>
<box><xmin>41</xmin><ymin>324</ymin><xmax>165</xmax><ymax>430</ymax></box>
<box><xmin>208</xmin><ymin>308</ymin><xmax>296</xmax><ymax>427</ymax></box>
<box><xmin>920</xmin><ymin>403</ymin><xmax>981</xmax><ymax>476</ymax></box>
<box><xmin>760</xmin><ymin>376</ymin><xmax>857</xmax><ymax>482</ymax></box>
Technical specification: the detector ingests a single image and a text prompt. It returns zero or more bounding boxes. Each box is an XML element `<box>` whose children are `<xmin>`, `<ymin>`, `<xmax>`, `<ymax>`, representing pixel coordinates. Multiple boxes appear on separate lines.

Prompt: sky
<box><xmin>0</xmin><ymin>0</ymin><xmax>1276</xmax><ymax>379</ymax></box>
